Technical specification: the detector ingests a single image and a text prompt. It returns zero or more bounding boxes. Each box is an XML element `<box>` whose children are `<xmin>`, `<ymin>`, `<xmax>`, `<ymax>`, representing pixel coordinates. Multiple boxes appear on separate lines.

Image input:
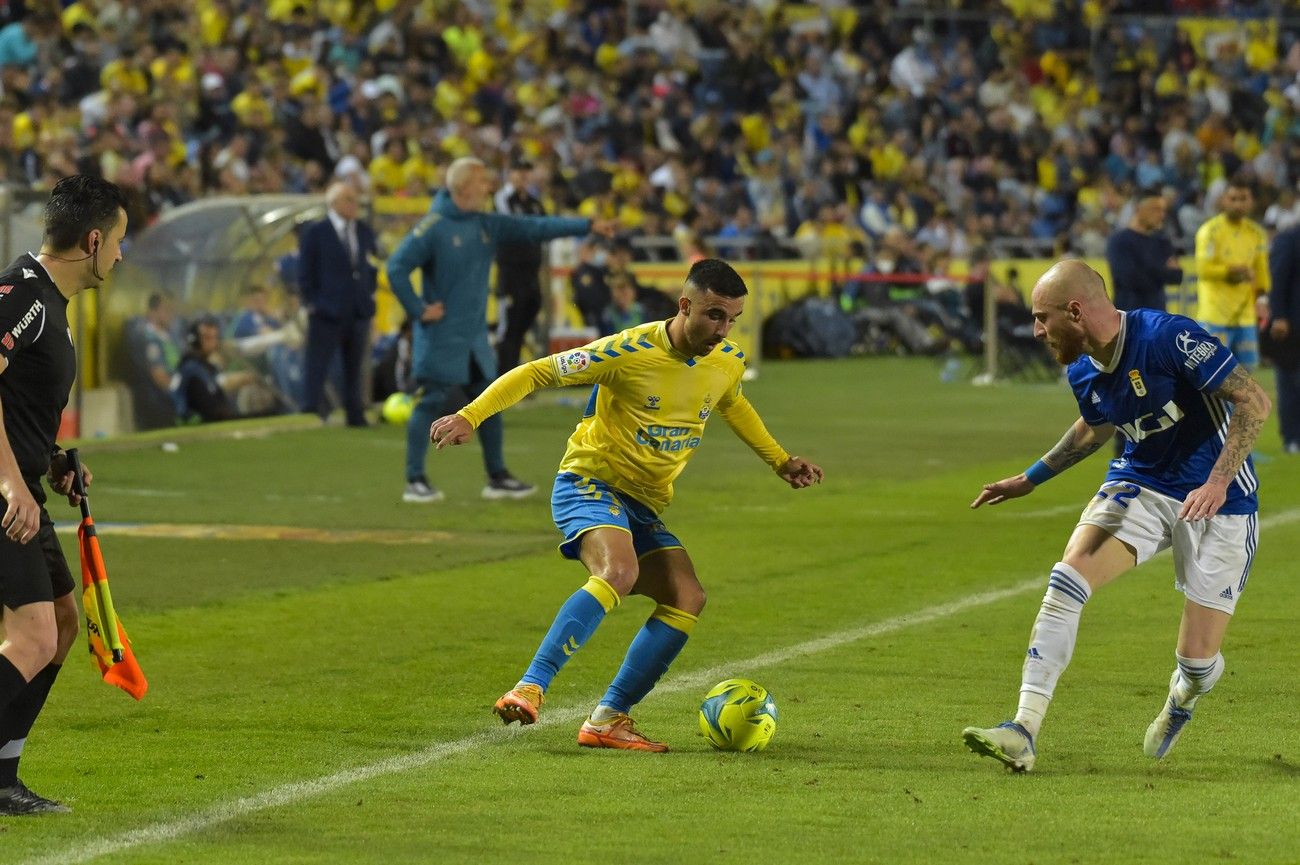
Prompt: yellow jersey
<box><xmin>1194</xmin><ymin>214</ymin><xmax>1270</xmax><ymax>326</ymax></box>
<box><xmin>458</xmin><ymin>320</ymin><xmax>790</xmax><ymax>513</ymax></box>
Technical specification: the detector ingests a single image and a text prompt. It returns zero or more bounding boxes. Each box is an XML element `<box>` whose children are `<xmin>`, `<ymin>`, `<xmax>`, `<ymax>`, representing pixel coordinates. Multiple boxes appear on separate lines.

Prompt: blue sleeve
<box><xmin>1159</xmin><ymin>314</ymin><xmax>1237</xmax><ymax>391</ymax></box>
<box><xmin>1067</xmin><ymin>365</ymin><xmax>1107</xmax><ymax>426</ymax></box>
<box><xmin>485</xmin><ymin>214</ymin><xmax>591</xmax><ymax>244</ymax></box>
<box><xmin>386</xmin><ymin>218</ymin><xmax>435</xmax><ymax>320</ymax></box>
<box><xmin>230</xmin><ymin>313</ymin><xmax>255</xmax><ymax>339</ymax></box>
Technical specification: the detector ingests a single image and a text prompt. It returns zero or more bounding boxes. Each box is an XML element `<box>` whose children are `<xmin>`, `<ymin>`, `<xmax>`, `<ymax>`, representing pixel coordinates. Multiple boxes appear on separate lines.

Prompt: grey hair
<box><xmin>325</xmin><ymin>182</ymin><xmax>354</xmax><ymax>208</ymax></box>
<box><xmin>446</xmin><ymin>157</ymin><xmax>485</xmax><ymax>193</ymax></box>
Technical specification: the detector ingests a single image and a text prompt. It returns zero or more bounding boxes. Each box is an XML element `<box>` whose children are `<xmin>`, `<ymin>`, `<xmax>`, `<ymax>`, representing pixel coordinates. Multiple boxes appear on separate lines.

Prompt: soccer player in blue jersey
<box><xmin>430</xmin><ymin>259</ymin><xmax>823</xmax><ymax>751</ymax></box>
<box><xmin>963</xmin><ymin>259</ymin><xmax>1270</xmax><ymax>772</ymax></box>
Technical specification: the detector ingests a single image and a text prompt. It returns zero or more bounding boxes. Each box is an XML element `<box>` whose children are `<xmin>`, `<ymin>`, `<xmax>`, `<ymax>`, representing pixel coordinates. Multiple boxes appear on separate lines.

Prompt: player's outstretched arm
<box><xmin>971</xmin><ymin>417</ymin><xmax>1112</xmax><ymax>508</ymax></box>
<box><xmin>1180</xmin><ymin>365</ymin><xmax>1271</xmax><ymax>521</ymax></box>
<box><xmin>429</xmin><ymin>357</ymin><xmax>562</xmax><ymax>449</ymax></box>
<box><xmin>430</xmin><ymin>414</ymin><xmax>472</xmax><ymax>449</ymax></box>
<box><xmin>777</xmin><ymin>456</ymin><xmax>823</xmax><ymax>489</ymax></box>
<box><xmin>970</xmin><ymin>472</ymin><xmax>1036</xmax><ymax>508</ymax></box>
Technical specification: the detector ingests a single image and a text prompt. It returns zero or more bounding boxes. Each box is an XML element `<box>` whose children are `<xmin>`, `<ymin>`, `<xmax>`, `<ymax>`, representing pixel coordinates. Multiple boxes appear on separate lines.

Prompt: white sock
<box><xmin>589</xmin><ymin>703</ymin><xmax>620</xmax><ymax>723</ymax></box>
<box><xmin>1172</xmin><ymin>652</ymin><xmax>1224</xmax><ymax>710</ymax></box>
<box><xmin>1014</xmin><ymin>562</ymin><xmax>1092</xmax><ymax>739</ymax></box>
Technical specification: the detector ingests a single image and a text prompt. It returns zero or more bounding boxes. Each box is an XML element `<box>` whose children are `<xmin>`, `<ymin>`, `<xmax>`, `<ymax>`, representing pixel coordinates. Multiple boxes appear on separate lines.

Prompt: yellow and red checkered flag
<box><xmin>68</xmin><ymin>449</ymin><xmax>147</xmax><ymax>700</ymax></box>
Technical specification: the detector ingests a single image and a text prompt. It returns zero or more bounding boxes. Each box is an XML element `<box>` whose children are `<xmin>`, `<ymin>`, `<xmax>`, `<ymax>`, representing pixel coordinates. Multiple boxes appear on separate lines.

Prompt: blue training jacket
<box><xmin>386</xmin><ymin>189</ymin><xmax>590</xmax><ymax>385</ymax></box>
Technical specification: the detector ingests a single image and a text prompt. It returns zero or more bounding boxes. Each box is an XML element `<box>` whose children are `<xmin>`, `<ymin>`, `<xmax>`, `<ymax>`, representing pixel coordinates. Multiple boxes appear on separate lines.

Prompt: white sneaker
<box><xmin>402</xmin><ymin>479</ymin><xmax>444</xmax><ymax>504</ymax></box>
<box><xmin>1144</xmin><ymin>671</ymin><xmax>1194</xmax><ymax>758</ymax></box>
<box><xmin>481</xmin><ymin>472</ymin><xmax>536</xmax><ymax>500</ymax></box>
<box><xmin>962</xmin><ymin>721</ymin><xmax>1036</xmax><ymax>772</ymax></box>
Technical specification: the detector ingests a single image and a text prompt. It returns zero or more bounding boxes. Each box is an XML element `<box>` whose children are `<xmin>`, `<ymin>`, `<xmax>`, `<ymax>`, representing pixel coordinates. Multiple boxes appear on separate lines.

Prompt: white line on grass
<box><xmin>35</xmin><ymin>506</ymin><xmax>1300</xmax><ymax>865</ymax></box>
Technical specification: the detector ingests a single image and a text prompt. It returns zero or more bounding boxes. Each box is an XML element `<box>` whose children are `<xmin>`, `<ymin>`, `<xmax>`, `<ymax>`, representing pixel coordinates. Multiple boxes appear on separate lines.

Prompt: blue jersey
<box><xmin>1066</xmin><ymin>309</ymin><xmax>1257</xmax><ymax>514</ymax></box>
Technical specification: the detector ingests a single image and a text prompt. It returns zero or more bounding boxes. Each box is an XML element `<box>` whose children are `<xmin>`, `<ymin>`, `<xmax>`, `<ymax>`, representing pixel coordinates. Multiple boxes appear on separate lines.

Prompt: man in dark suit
<box><xmin>1266</xmin><ymin>223</ymin><xmax>1300</xmax><ymax>453</ymax></box>
<box><xmin>297</xmin><ymin>182</ymin><xmax>378</xmax><ymax>427</ymax></box>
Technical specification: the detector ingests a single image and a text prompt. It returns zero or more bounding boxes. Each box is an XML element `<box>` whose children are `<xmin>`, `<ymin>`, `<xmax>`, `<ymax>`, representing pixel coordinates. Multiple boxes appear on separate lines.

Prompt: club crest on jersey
<box><xmin>1128</xmin><ymin>369</ymin><xmax>1147</xmax><ymax>396</ymax></box>
<box><xmin>555</xmin><ymin>350</ymin><xmax>589</xmax><ymax>377</ymax></box>
<box><xmin>645</xmin><ymin>395</ymin><xmax>661</xmax><ymax>410</ymax></box>
<box><xmin>699</xmin><ymin>395</ymin><xmax>712</xmax><ymax>421</ymax></box>
<box><xmin>21</xmin><ymin>269</ymin><xmax>36</xmax><ymax>280</ymax></box>
<box><xmin>1175</xmin><ymin>330</ymin><xmax>1217</xmax><ymax>370</ymax></box>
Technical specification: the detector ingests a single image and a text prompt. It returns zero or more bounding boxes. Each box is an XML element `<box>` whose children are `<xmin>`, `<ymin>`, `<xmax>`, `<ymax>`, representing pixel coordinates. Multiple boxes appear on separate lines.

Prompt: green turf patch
<box><xmin>6</xmin><ymin>358</ymin><xmax>1298</xmax><ymax>864</ymax></box>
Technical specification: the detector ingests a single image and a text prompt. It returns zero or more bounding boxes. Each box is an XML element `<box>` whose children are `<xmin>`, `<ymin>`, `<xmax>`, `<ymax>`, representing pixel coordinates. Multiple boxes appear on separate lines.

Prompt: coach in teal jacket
<box><xmin>387</xmin><ymin>156</ymin><xmax>612</xmax><ymax>502</ymax></box>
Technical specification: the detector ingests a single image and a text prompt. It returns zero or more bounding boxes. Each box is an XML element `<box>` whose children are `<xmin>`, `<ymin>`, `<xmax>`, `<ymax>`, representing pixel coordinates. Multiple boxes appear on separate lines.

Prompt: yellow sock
<box><xmin>580</xmin><ymin>576</ymin><xmax>621</xmax><ymax>613</ymax></box>
<box><xmin>651</xmin><ymin>603</ymin><xmax>698</xmax><ymax>635</ymax></box>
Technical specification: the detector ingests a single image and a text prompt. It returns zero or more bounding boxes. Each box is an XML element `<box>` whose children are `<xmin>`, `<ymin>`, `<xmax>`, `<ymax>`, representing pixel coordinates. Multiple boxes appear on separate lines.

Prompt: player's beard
<box><xmin>1045</xmin><ymin>326</ymin><xmax>1086</xmax><ymax>364</ymax></box>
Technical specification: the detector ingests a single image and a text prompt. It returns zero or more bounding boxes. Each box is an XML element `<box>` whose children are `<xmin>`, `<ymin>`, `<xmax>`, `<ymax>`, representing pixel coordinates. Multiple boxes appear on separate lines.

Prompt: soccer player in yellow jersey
<box><xmin>430</xmin><ymin>259</ymin><xmax>824</xmax><ymax>751</ymax></box>
<box><xmin>1195</xmin><ymin>178</ymin><xmax>1270</xmax><ymax>369</ymax></box>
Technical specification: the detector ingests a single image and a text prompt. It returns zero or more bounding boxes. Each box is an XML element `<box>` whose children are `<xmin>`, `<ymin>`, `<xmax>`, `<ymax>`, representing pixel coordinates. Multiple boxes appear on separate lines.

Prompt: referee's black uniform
<box><xmin>0</xmin><ymin>253</ymin><xmax>77</xmax><ymax>611</ymax></box>
<box><xmin>494</xmin><ymin>185</ymin><xmax>547</xmax><ymax>372</ymax></box>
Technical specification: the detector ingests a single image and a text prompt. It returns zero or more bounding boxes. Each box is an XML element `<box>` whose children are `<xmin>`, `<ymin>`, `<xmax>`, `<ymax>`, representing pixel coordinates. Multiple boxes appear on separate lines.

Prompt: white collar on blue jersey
<box><xmin>1087</xmin><ymin>310</ymin><xmax>1127</xmax><ymax>374</ymax></box>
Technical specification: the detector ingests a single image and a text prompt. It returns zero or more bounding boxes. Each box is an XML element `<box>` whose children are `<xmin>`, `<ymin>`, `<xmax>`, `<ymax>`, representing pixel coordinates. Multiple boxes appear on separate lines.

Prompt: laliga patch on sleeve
<box><xmin>555</xmin><ymin>350</ymin><xmax>590</xmax><ymax>377</ymax></box>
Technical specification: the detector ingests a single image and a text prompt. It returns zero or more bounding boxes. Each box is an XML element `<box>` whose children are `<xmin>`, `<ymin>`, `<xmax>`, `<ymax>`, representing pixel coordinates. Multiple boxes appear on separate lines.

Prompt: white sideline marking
<box><xmin>94</xmin><ymin>486</ymin><xmax>187</xmax><ymax>498</ymax></box>
<box><xmin>35</xmin><ymin>507</ymin><xmax>1300</xmax><ymax>864</ymax></box>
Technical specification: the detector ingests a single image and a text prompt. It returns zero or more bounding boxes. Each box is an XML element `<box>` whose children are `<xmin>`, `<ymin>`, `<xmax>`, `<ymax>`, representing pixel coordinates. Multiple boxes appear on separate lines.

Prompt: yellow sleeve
<box><xmin>1254</xmin><ymin>229</ymin><xmax>1271</xmax><ymax>296</ymax></box>
<box><xmin>716</xmin><ymin>383</ymin><xmax>791</xmax><ymax>471</ymax></box>
<box><xmin>1195</xmin><ymin>223</ymin><xmax>1230</xmax><ymax>282</ymax></box>
<box><xmin>457</xmin><ymin>358</ymin><xmax>558</xmax><ymax>428</ymax></box>
<box><xmin>457</xmin><ymin>343</ymin><xmax>610</xmax><ymax>428</ymax></box>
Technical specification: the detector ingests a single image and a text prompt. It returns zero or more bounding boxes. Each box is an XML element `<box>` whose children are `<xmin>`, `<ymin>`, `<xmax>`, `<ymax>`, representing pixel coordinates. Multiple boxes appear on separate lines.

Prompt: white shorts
<box><xmin>1077</xmin><ymin>480</ymin><xmax>1258</xmax><ymax>614</ymax></box>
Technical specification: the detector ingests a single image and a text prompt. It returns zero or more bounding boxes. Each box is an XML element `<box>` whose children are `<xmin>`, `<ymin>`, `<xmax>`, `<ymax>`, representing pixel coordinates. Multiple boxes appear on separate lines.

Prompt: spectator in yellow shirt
<box><xmin>368</xmin><ymin>137</ymin><xmax>407</xmax><ymax>195</ymax></box>
<box><xmin>1195</xmin><ymin>178</ymin><xmax>1270</xmax><ymax>369</ymax></box>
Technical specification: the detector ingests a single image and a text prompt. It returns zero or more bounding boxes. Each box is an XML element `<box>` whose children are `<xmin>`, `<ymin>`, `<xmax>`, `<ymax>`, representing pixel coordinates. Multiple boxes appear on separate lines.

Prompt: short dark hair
<box><xmin>1226</xmin><ymin>174</ymin><xmax>1255</xmax><ymax>194</ymax></box>
<box><xmin>43</xmin><ymin>174</ymin><xmax>129</xmax><ymax>252</ymax></box>
<box><xmin>685</xmin><ymin>258</ymin><xmax>747</xmax><ymax>298</ymax></box>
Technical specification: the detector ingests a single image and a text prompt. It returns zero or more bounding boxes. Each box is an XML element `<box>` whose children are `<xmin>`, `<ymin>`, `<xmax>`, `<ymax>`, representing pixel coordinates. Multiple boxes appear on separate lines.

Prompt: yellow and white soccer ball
<box><xmin>381</xmin><ymin>391</ymin><xmax>414</xmax><ymax>425</ymax></box>
<box><xmin>698</xmin><ymin>678</ymin><xmax>778</xmax><ymax>752</ymax></box>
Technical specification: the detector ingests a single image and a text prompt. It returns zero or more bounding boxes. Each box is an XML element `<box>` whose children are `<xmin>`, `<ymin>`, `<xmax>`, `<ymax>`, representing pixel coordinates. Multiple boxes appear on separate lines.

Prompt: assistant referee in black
<box><xmin>0</xmin><ymin>175</ymin><xmax>128</xmax><ymax>815</ymax></box>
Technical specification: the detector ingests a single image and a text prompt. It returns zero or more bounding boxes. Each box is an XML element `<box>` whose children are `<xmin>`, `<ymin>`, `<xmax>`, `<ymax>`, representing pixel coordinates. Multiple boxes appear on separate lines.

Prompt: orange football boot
<box><xmin>577</xmin><ymin>714</ymin><xmax>669</xmax><ymax>752</ymax></box>
<box><xmin>494</xmin><ymin>683</ymin><xmax>544</xmax><ymax>725</ymax></box>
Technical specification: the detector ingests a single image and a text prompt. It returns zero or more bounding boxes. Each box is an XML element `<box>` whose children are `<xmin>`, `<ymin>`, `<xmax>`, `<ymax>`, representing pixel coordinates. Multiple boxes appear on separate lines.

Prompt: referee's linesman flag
<box><xmin>69</xmin><ymin>449</ymin><xmax>147</xmax><ymax>700</ymax></box>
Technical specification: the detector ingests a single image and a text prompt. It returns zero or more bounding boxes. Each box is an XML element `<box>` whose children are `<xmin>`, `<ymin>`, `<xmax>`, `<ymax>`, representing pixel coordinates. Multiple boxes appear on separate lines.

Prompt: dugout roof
<box><xmin>111</xmin><ymin>195</ymin><xmax>323</xmax><ymax>313</ymax></box>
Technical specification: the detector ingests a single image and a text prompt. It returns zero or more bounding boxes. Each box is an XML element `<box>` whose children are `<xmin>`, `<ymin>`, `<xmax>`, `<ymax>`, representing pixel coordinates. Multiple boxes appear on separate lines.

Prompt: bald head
<box><xmin>1030</xmin><ymin>259</ymin><xmax>1121</xmax><ymax>365</ymax></box>
<box><xmin>1033</xmin><ymin>259</ymin><xmax>1111</xmax><ymax>311</ymax></box>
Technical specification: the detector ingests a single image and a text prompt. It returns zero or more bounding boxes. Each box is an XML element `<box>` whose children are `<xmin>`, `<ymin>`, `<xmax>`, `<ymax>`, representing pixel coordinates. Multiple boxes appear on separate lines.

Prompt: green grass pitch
<box><xmin>3</xmin><ymin>357</ymin><xmax>1298</xmax><ymax>864</ymax></box>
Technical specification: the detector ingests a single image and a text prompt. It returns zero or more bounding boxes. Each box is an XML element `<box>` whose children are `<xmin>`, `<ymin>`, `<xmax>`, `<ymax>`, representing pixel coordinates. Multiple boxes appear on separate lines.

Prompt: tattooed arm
<box><xmin>970</xmin><ymin>417</ymin><xmax>1115</xmax><ymax>508</ymax></box>
<box><xmin>1041</xmin><ymin>417</ymin><xmax>1116</xmax><ymax>473</ymax></box>
<box><xmin>1179</xmin><ymin>365</ymin><xmax>1271</xmax><ymax>521</ymax></box>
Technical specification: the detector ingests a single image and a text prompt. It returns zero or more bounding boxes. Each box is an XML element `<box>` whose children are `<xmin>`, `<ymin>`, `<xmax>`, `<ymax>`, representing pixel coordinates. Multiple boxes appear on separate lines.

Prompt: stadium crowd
<box><xmin>1</xmin><ymin>0</ymin><xmax>1298</xmax><ymax>262</ymax></box>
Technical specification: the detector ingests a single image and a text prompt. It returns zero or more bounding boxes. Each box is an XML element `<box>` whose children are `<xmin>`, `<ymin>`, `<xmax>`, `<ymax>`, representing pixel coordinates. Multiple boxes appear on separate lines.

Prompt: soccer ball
<box><xmin>698</xmin><ymin>678</ymin><xmax>778</xmax><ymax>752</ymax></box>
<box><xmin>381</xmin><ymin>391</ymin><xmax>414</xmax><ymax>425</ymax></box>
